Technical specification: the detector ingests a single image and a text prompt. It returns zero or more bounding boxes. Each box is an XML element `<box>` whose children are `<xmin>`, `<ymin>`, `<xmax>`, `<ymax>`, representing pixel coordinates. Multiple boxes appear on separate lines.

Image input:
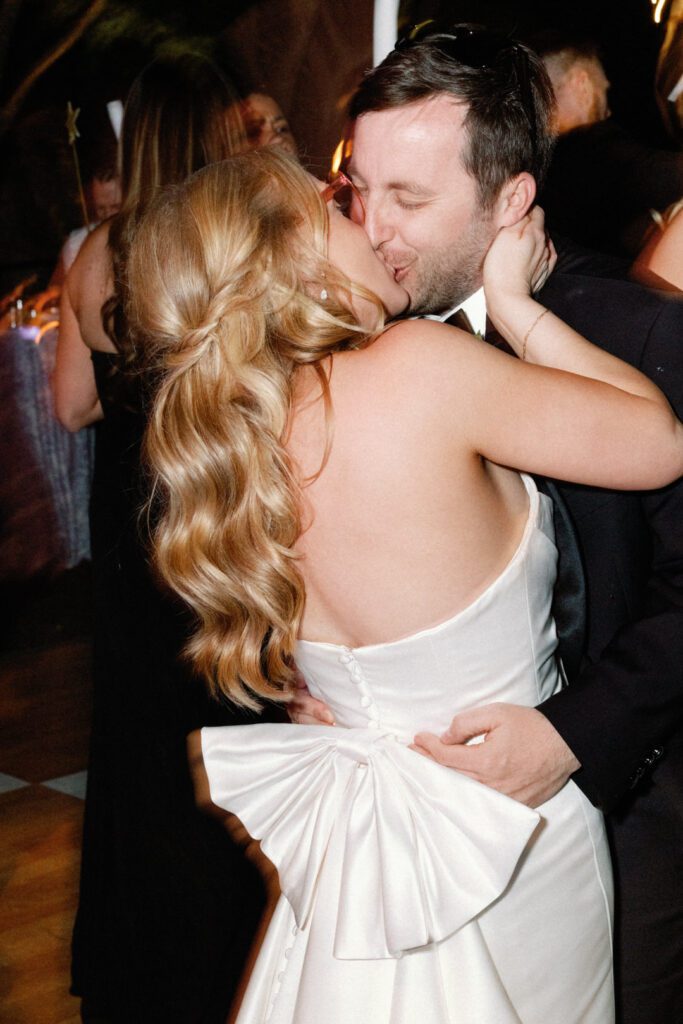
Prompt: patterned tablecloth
<box><xmin>0</xmin><ymin>325</ymin><xmax>94</xmax><ymax>580</ymax></box>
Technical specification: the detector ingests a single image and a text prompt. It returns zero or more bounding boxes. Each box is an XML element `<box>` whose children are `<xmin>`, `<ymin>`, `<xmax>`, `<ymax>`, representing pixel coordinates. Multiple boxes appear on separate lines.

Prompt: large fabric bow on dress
<box><xmin>201</xmin><ymin>724</ymin><xmax>540</xmax><ymax>960</ymax></box>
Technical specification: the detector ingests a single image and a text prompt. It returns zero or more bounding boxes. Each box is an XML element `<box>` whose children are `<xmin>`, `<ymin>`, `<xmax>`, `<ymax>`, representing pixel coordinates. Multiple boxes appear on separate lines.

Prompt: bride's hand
<box><xmin>483</xmin><ymin>207</ymin><xmax>556</xmax><ymax>315</ymax></box>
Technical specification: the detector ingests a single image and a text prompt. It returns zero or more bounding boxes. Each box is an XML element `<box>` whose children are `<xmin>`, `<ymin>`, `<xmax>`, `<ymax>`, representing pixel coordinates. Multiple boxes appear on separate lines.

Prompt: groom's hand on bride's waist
<box><xmin>411</xmin><ymin>704</ymin><xmax>581</xmax><ymax>808</ymax></box>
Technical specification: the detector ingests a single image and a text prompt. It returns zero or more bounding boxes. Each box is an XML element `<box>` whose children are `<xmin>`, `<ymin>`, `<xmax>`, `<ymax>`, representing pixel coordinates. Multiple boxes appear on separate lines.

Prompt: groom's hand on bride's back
<box><xmin>287</xmin><ymin>670</ymin><xmax>336</xmax><ymax>726</ymax></box>
<box><xmin>411</xmin><ymin>704</ymin><xmax>581</xmax><ymax>808</ymax></box>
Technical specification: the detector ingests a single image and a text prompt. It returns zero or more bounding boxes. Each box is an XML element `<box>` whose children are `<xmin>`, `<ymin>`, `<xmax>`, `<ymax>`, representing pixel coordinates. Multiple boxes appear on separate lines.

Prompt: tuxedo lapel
<box><xmin>445</xmin><ymin>308</ymin><xmax>474</xmax><ymax>333</ymax></box>
<box><xmin>484</xmin><ymin>317</ymin><xmax>513</xmax><ymax>354</ymax></box>
<box><xmin>481</xmin><ymin>321</ymin><xmax>587</xmax><ymax>680</ymax></box>
<box><xmin>533</xmin><ymin>477</ymin><xmax>587</xmax><ymax>681</ymax></box>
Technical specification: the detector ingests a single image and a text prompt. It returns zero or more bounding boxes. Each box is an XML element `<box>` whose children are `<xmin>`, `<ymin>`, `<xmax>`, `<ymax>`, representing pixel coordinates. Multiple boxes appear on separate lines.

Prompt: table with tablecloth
<box><xmin>0</xmin><ymin>325</ymin><xmax>94</xmax><ymax>580</ymax></box>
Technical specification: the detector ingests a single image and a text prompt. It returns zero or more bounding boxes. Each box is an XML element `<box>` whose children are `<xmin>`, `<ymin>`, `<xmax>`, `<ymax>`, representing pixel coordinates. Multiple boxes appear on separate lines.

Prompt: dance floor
<box><xmin>0</xmin><ymin>566</ymin><xmax>278</xmax><ymax>1024</ymax></box>
<box><xmin>0</xmin><ymin>567</ymin><xmax>92</xmax><ymax>1024</ymax></box>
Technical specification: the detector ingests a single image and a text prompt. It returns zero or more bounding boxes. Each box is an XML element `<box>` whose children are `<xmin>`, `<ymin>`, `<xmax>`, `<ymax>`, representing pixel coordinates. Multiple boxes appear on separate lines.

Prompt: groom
<box><xmin>293</xmin><ymin>23</ymin><xmax>683</xmax><ymax>1023</ymax></box>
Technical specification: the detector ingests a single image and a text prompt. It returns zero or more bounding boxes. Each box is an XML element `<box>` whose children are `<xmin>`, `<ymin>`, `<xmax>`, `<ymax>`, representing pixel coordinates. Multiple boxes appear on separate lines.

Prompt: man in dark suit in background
<box><xmin>292</xmin><ymin>23</ymin><xmax>683</xmax><ymax>1022</ymax></box>
<box><xmin>533</xmin><ymin>31</ymin><xmax>683</xmax><ymax>258</ymax></box>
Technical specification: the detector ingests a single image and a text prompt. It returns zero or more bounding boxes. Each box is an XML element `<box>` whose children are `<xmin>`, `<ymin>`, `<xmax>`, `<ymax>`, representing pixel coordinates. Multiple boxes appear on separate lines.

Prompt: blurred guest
<box><xmin>53</xmin><ymin>54</ymin><xmax>267</xmax><ymax>1024</ymax></box>
<box><xmin>52</xmin><ymin>161</ymin><xmax>122</xmax><ymax>285</ymax></box>
<box><xmin>89</xmin><ymin>165</ymin><xmax>121</xmax><ymax>222</ymax></box>
<box><xmin>633</xmin><ymin>199</ymin><xmax>683</xmax><ymax>291</ymax></box>
<box><xmin>535</xmin><ymin>31</ymin><xmax>683</xmax><ymax>257</ymax></box>
<box><xmin>242</xmin><ymin>91</ymin><xmax>298</xmax><ymax>155</ymax></box>
<box><xmin>542</xmin><ymin>36</ymin><xmax>611</xmax><ymax>134</ymax></box>
<box><xmin>656</xmin><ymin>0</ymin><xmax>683</xmax><ymax>146</ymax></box>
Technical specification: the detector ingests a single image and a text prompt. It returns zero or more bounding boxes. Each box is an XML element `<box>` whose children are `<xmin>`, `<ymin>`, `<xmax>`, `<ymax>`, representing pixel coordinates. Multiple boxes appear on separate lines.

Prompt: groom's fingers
<box><xmin>286</xmin><ymin>669</ymin><xmax>335</xmax><ymax>725</ymax></box>
<box><xmin>414</xmin><ymin>706</ymin><xmax>581</xmax><ymax>807</ymax></box>
<box><xmin>288</xmin><ymin>690</ymin><xmax>336</xmax><ymax>726</ymax></box>
<box><xmin>440</xmin><ymin>704</ymin><xmax>498</xmax><ymax>744</ymax></box>
<box><xmin>411</xmin><ymin>732</ymin><xmax>483</xmax><ymax>775</ymax></box>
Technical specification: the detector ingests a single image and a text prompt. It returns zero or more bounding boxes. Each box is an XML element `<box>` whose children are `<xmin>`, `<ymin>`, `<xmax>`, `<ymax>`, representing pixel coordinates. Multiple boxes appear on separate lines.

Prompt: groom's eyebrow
<box><xmin>388</xmin><ymin>180</ymin><xmax>436</xmax><ymax>196</ymax></box>
<box><xmin>347</xmin><ymin>165</ymin><xmax>435</xmax><ymax>197</ymax></box>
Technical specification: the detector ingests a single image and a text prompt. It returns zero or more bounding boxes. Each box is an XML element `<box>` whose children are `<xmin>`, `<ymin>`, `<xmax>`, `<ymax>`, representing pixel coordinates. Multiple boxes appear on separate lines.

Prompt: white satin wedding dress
<box><xmin>202</xmin><ymin>475</ymin><xmax>614</xmax><ymax>1023</ymax></box>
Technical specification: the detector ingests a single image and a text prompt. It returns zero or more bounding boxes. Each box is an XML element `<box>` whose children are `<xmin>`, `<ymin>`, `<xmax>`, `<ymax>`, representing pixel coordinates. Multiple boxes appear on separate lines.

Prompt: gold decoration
<box><xmin>66</xmin><ymin>101</ymin><xmax>89</xmax><ymax>230</ymax></box>
<box><xmin>652</xmin><ymin>0</ymin><xmax>671</xmax><ymax>24</ymax></box>
<box><xmin>66</xmin><ymin>101</ymin><xmax>81</xmax><ymax>145</ymax></box>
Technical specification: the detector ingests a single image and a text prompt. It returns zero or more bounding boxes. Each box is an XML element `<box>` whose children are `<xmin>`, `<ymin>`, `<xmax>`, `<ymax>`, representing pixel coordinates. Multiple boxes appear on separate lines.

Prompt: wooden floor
<box><xmin>0</xmin><ymin>566</ymin><xmax>278</xmax><ymax>1024</ymax></box>
<box><xmin>0</xmin><ymin>786</ymin><xmax>84</xmax><ymax>1024</ymax></box>
<box><xmin>0</xmin><ymin>569</ymin><xmax>93</xmax><ymax>1024</ymax></box>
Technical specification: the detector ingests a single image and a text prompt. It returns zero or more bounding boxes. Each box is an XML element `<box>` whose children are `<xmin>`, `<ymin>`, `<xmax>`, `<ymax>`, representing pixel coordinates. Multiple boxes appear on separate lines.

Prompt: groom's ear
<box><xmin>493</xmin><ymin>173</ymin><xmax>537</xmax><ymax>228</ymax></box>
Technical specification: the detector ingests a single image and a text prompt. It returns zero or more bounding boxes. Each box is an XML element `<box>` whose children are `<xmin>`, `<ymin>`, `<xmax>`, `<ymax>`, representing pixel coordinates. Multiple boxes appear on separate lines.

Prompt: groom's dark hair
<box><xmin>348</xmin><ymin>23</ymin><xmax>556</xmax><ymax>210</ymax></box>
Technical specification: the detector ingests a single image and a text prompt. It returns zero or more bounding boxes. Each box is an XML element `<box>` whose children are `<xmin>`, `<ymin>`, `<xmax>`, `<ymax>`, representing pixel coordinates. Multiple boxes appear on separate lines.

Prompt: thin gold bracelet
<box><xmin>522</xmin><ymin>307</ymin><xmax>550</xmax><ymax>361</ymax></box>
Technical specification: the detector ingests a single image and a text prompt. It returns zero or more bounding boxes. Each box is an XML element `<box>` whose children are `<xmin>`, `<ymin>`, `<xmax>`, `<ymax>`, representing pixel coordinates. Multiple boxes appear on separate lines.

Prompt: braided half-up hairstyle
<box><xmin>104</xmin><ymin>53</ymin><xmax>245</xmax><ymax>371</ymax></box>
<box><xmin>125</xmin><ymin>149</ymin><xmax>383</xmax><ymax>708</ymax></box>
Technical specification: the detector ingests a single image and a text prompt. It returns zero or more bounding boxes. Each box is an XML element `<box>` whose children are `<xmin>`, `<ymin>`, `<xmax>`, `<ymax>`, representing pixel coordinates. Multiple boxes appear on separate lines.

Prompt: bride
<box><xmin>125</xmin><ymin>149</ymin><xmax>683</xmax><ymax>1023</ymax></box>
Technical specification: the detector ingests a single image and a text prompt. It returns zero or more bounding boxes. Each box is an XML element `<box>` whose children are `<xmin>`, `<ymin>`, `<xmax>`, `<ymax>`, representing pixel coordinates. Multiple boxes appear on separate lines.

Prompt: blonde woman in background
<box><xmin>242</xmin><ymin>91</ymin><xmax>298</xmax><ymax>156</ymax></box>
<box><xmin>53</xmin><ymin>56</ymin><xmax>267</xmax><ymax>1024</ymax></box>
<box><xmin>126</xmin><ymin>149</ymin><xmax>683</xmax><ymax>1023</ymax></box>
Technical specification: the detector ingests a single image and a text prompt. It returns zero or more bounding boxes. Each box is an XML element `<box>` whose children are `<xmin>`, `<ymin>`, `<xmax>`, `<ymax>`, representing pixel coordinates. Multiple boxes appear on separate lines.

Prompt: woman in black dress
<box><xmin>54</xmin><ymin>55</ymin><xmax>268</xmax><ymax>1024</ymax></box>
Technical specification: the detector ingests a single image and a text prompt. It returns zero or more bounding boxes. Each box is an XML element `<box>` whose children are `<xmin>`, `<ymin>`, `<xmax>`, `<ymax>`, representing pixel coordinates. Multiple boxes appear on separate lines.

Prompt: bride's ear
<box><xmin>493</xmin><ymin>173</ymin><xmax>537</xmax><ymax>228</ymax></box>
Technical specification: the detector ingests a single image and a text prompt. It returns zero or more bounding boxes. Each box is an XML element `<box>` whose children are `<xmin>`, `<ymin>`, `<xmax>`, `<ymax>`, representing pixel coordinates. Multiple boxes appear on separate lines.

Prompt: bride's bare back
<box><xmin>289</xmin><ymin>292</ymin><xmax>683</xmax><ymax>649</ymax></box>
<box><xmin>288</xmin><ymin>324</ymin><xmax>529</xmax><ymax>647</ymax></box>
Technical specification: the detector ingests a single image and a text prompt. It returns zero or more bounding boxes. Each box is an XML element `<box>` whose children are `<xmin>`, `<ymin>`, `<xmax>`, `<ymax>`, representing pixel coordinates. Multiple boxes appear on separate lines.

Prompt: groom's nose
<box><xmin>360</xmin><ymin>196</ymin><xmax>395</xmax><ymax>251</ymax></box>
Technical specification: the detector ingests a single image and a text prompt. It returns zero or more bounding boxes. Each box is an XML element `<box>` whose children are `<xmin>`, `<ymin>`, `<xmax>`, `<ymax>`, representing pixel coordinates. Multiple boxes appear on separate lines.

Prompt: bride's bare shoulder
<box><xmin>357</xmin><ymin>317</ymin><xmax>486</xmax><ymax>381</ymax></box>
<box><xmin>378</xmin><ymin>316</ymin><xmax>466</xmax><ymax>345</ymax></box>
<box><xmin>329</xmin><ymin>319</ymin><xmax>492</xmax><ymax>430</ymax></box>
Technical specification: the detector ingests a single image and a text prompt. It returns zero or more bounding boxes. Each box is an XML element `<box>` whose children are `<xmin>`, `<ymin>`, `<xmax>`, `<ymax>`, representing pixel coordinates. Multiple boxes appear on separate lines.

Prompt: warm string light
<box><xmin>36</xmin><ymin>320</ymin><xmax>59</xmax><ymax>345</ymax></box>
<box><xmin>330</xmin><ymin>138</ymin><xmax>344</xmax><ymax>174</ymax></box>
<box><xmin>66</xmin><ymin>101</ymin><xmax>90</xmax><ymax>230</ymax></box>
<box><xmin>329</xmin><ymin>135</ymin><xmax>353</xmax><ymax>176</ymax></box>
<box><xmin>651</xmin><ymin>0</ymin><xmax>669</xmax><ymax>24</ymax></box>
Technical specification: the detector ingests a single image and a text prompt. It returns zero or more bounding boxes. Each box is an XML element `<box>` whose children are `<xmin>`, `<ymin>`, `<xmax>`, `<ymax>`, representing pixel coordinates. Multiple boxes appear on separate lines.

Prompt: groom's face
<box><xmin>347</xmin><ymin>94</ymin><xmax>499</xmax><ymax>314</ymax></box>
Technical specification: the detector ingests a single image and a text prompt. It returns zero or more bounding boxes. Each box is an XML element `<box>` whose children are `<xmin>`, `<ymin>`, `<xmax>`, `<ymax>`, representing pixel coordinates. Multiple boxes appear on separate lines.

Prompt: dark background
<box><xmin>0</xmin><ymin>0</ymin><xmax>674</xmax><ymax>295</ymax></box>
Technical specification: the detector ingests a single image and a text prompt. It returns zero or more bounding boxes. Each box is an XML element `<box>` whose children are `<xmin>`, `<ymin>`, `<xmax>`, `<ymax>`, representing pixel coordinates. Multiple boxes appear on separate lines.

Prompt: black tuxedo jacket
<box><xmin>526</xmin><ymin>270</ymin><xmax>683</xmax><ymax>812</ymax></box>
<box><xmin>541</xmin><ymin>118</ymin><xmax>683</xmax><ymax>257</ymax></box>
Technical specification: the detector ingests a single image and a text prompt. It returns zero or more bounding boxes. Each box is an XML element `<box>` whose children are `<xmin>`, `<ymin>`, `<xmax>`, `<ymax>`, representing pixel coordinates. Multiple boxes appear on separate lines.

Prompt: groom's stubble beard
<box><xmin>406</xmin><ymin>204</ymin><xmax>497</xmax><ymax>316</ymax></box>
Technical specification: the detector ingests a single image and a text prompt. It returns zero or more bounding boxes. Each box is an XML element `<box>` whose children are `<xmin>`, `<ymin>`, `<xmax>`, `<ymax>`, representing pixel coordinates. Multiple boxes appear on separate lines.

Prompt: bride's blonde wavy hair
<box><xmin>125</xmin><ymin>149</ymin><xmax>384</xmax><ymax>708</ymax></box>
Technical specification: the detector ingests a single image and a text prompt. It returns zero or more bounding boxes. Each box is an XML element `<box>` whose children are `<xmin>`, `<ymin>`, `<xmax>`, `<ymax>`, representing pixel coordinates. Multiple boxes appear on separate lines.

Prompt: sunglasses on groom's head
<box><xmin>393</xmin><ymin>22</ymin><xmax>538</xmax><ymax>149</ymax></box>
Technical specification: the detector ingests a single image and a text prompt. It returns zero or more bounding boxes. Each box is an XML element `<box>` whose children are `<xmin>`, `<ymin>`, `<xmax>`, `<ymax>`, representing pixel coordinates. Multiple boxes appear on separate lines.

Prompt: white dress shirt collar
<box><xmin>434</xmin><ymin>288</ymin><xmax>487</xmax><ymax>336</ymax></box>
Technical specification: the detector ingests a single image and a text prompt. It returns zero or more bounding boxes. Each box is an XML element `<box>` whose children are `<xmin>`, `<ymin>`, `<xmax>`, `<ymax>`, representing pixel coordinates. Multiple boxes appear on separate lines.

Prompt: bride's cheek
<box><xmin>349</xmin><ymin>293</ymin><xmax>381</xmax><ymax>331</ymax></box>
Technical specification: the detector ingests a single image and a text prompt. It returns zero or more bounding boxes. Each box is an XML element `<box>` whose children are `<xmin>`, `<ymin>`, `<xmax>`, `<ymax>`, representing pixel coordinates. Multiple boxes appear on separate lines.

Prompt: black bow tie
<box><xmin>445</xmin><ymin>308</ymin><xmax>475</xmax><ymax>334</ymax></box>
<box><xmin>445</xmin><ymin>309</ymin><xmax>512</xmax><ymax>353</ymax></box>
